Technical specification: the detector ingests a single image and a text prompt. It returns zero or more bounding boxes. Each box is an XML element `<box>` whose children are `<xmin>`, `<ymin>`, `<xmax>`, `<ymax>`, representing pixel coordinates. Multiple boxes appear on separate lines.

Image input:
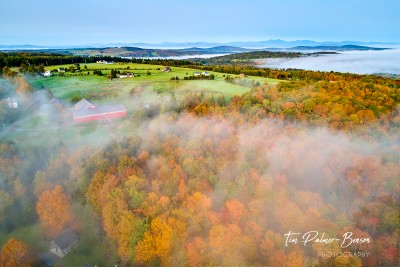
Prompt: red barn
<box><xmin>73</xmin><ymin>98</ymin><xmax>126</xmax><ymax>123</ymax></box>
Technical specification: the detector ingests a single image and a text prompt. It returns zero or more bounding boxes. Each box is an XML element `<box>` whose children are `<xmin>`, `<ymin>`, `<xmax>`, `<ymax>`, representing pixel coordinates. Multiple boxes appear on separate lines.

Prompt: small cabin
<box><xmin>163</xmin><ymin>67</ymin><xmax>171</xmax><ymax>73</ymax></box>
<box><xmin>201</xmin><ymin>71</ymin><xmax>210</xmax><ymax>76</ymax></box>
<box><xmin>193</xmin><ymin>72</ymin><xmax>200</xmax><ymax>77</ymax></box>
<box><xmin>50</xmin><ymin>229</ymin><xmax>78</xmax><ymax>257</ymax></box>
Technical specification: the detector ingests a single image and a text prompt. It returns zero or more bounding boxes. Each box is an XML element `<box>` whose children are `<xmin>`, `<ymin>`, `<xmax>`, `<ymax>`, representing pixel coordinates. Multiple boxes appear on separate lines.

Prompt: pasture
<box><xmin>4</xmin><ymin>62</ymin><xmax>281</xmax><ymax>150</ymax></box>
<box><xmin>31</xmin><ymin>62</ymin><xmax>279</xmax><ymax>113</ymax></box>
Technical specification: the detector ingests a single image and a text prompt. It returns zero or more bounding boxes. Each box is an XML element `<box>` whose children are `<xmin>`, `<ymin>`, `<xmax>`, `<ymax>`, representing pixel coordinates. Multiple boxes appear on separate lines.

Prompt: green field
<box><xmin>31</xmin><ymin>76</ymin><xmax>254</xmax><ymax>102</ymax></box>
<box><xmin>4</xmin><ymin>62</ymin><xmax>281</xmax><ymax>150</ymax></box>
<box><xmin>34</xmin><ymin>63</ymin><xmax>278</xmax><ymax>101</ymax></box>
<box><xmin>43</xmin><ymin>62</ymin><xmax>271</xmax><ymax>83</ymax></box>
<box><xmin>31</xmin><ymin>62</ymin><xmax>280</xmax><ymax>116</ymax></box>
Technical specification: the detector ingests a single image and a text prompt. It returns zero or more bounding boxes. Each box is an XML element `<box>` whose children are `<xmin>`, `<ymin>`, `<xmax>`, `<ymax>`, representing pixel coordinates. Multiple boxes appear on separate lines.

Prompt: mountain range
<box><xmin>0</xmin><ymin>39</ymin><xmax>398</xmax><ymax>50</ymax></box>
<box><xmin>0</xmin><ymin>43</ymin><xmax>391</xmax><ymax>59</ymax></box>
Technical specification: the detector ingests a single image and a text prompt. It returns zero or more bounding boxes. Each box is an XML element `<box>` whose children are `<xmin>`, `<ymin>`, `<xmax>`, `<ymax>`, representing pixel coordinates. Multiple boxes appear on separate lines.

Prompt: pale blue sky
<box><xmin>0</xmin><ymin>0</ymin><xmax>399</xmax><ymax>46</ymax></box>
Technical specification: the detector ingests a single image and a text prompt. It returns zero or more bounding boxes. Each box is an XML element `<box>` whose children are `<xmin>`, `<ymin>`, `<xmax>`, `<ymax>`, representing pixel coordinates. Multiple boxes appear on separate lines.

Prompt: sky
<box><xmin>0</xmin><ymin>0</ymin><xmax>399</xmax><ymax>46</ymax></box>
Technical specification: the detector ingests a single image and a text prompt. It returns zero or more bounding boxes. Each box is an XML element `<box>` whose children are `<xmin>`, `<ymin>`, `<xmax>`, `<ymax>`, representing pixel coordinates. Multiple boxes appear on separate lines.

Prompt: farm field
<box><xmin>29</xmin><ymin>63</ymin><xmax>279</xmax><ymax>107</ymax></box>
<box><xmin>43</xmin><ymin>62</ymin><xmax>272</xmax><ymax>82</ymax></box>
<box><xmin>3</xmin><ymin>63</ymin><xmax>280</xmax><ymax>150</ymax></box>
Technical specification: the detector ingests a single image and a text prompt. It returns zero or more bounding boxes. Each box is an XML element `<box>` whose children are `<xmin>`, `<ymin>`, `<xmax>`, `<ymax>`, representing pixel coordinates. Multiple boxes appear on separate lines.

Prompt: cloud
<box><xmin>258</xmin><ymin>49</ymin><xmax>400</xmax><ymax>74</ymax></box>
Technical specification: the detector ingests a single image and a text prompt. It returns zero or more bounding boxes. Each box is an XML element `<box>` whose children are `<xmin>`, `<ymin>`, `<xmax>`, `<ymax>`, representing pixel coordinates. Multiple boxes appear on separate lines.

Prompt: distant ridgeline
<box><xmin>191</xmin><ymin>51</ymin><xmax>338</xmax><ymax>65</ymax></box>
<box><xmin>0</xmin><ymin>52</ymin><xmax>198</xmax><ymax>70</ymax></box>
<box><xmin>0</xmin><ymin>50</ymin><xmax>335</xmax><ymax>69</ymax></box>
<box><xmin>185</xmin><ymin>64</ymin><xmax>400</xmax><ymax>85</ymax></box>
<box><xmin>1</xmin><ymin>51</ymin><xmax>399</xmax><ymax>85</ymax></box>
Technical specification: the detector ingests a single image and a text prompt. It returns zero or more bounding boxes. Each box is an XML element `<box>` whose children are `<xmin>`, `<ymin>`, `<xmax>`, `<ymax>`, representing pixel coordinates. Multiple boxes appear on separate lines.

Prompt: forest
<box><xmin>0</xmin><ymin>60</ymin><xmax>399</xmax><ymax>266</ymax></box>
<box><xmin>0</xmin><ymin>52</ymin><xmax>198</xmax><ymax>70</ymax></box>
<box><xmin>192</xmin><ymin>51</ymin><xmax>338</xmax><ymax>65</ymax></box>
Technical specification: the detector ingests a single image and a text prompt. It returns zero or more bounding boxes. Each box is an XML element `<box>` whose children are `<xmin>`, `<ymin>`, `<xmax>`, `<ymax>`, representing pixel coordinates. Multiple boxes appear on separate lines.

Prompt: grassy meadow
<box><xmin>3</xmin><ymin>62</ymin><xmax>280</xmax><ymax>151</ymax></box>
<box><xmin>34</xmin><ymin>62</ymin><xmax>277</xmax><ymax>99</ymax></box>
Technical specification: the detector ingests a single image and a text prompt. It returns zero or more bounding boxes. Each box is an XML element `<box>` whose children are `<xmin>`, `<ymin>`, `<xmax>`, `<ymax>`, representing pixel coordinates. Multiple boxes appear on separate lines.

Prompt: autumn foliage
<box><xmin>0</xmin><ymin>67</ymin><xmax>398</xmax><ymax>266</ymax></box>
<box><xmin>36</xmin><ymin>185</ymin><xmax>72</xmax><ymax>236</ymax></box>
<box><xmin>0</xmin><ymin>239</ymin><xmax>35</xmax><ymax>267</ymax></box>
<box><xmin>82</xmin><ymin>105</ymin><xmax>399</xmax><ymax>266</ymax></box>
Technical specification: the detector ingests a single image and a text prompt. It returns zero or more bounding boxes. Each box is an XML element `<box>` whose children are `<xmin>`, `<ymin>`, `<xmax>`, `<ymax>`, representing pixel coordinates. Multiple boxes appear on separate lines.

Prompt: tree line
<box><xmin>192</xmin><ymin>51</ymin><xmax>338</xmax><ymax>65</ymax></box>
<box><xmin>0</xmin><ymin>52</ymin><xmax>200</xmax><ymax>70</ymax></box>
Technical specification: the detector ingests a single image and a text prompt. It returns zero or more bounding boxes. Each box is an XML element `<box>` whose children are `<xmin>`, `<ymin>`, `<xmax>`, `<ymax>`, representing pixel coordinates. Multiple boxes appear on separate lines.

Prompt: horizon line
<box><xmin>1</xmin><ymin>39</ymin><xmax>400</xmax><ymax>48</ymax></box>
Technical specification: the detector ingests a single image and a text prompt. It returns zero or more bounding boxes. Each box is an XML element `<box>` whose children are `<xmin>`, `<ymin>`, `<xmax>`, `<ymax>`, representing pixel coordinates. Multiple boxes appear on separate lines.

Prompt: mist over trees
<box><xmin>0</xmin><ymin>58</ymin><xmax>399</xmax><ymax>266</ymax></box>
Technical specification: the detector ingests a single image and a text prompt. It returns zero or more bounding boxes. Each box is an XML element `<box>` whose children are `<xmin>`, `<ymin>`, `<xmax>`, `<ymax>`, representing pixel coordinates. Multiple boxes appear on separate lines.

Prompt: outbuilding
<box><xmin>72</xmin><ymin>98</ymin><xmax>126</xmax><ymax>123</ymax></box>
<box><xmin>44</xmin><ymin>70</ymin><xmax>52</xmax><ymax>77</ymax></box>
<box><xmin>50</xmin><ymin>229</ymin><xmax>78</xmax><ymax>257</ymax></box>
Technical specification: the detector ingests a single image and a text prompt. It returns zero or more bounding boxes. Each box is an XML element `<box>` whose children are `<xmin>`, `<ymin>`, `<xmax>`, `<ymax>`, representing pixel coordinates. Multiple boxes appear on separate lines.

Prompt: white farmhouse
<box><xmin>43</xmin><ymin>70</ymin><xmax>52</xmax><ymax>77</ymax></box>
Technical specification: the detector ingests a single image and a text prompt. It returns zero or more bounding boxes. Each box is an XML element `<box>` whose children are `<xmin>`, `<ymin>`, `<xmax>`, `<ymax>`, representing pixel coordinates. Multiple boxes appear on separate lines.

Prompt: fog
<box><xmin>139</xmin><ymin>114</ymin><xmax>398</xmax><ymax>209</ymax></box>
<box><xmin>257</xmin><ymin>49</ymin><xmax>400</xmax><ymax>75</ymax></box>
<box><xmin>131</xmin><ymin>53</ymin><xmax>230</xmax><ymax>60</ymax></box>
<box><xmin>0</xmin><ymin>75</ymin><xmax>399</xmax><ymax>265</ymax></box>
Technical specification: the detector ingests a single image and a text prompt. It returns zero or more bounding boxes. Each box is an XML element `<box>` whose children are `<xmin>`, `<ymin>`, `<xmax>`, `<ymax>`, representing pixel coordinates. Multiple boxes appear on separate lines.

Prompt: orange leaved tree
<box><xmin>36</xmin><ymin>185</ymin><xmax>72</xmax><ymax>236</ymax></box>
<box><xmin>0</xmin><ymin>238</ymin><xmax>35</xmax><ymax>267</ymax></box>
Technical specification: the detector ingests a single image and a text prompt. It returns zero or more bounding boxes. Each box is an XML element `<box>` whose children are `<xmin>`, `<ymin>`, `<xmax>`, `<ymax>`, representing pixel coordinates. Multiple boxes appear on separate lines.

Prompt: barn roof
<box><xmin>53</xmin><ymin>229</ymin><xmax>78</xmax><ymax>250</ymax></box>
<box><xmin>74</xmin><ymin>98</ymin><xmax>94</xmax><ymax>110</ymax></box>
<box><xmin>73</xmin><ymin>104</ymin><xmax>126</xmax><ymax>119</ymax></box>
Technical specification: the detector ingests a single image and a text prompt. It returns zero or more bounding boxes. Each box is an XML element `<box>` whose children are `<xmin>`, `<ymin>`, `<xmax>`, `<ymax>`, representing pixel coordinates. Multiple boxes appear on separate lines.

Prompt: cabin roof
<box><xmin>53</xmin><ymin>229</ymin><xmax>78</xmax><ymax>250</ymax></box>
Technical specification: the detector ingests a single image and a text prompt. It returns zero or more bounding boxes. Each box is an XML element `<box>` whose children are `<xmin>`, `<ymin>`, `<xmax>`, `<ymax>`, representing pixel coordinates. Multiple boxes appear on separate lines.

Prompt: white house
<box><xmin>43</xmin><ymin>70</ymin><xmax>52</xmax><ymax>77</ymax></box>
<box><xmin>58</xmin><ymin>68</ymin><xmax>65</xmax><ymax>73</ymax></box>
<box><xmin>96</xmin><ymin>60</ymin><xmax>114</xmax><ymax>64</ymax></box>
<box><xmin>201</xmin><ymin>71</ymin><xmax>210</xmax><ymax>76</ymax></box>
<box><xmin>50</xmin><ymin>229</ymin><xmax>78</xmax><ymax>257</ymax></box>
<box><xmin>193</xmin><ymin>72</ymin><xmax>200</xmax><ymax>77</ymax></box>
<box><xmin>120</xmin><ymin>73</ymin><xmax>134</xmax><ymax>79</ymax></box>
<box><xmin>7</xmin><ymin>97</ymin><xmax>18</xmax><ymax>109</ymax></box>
